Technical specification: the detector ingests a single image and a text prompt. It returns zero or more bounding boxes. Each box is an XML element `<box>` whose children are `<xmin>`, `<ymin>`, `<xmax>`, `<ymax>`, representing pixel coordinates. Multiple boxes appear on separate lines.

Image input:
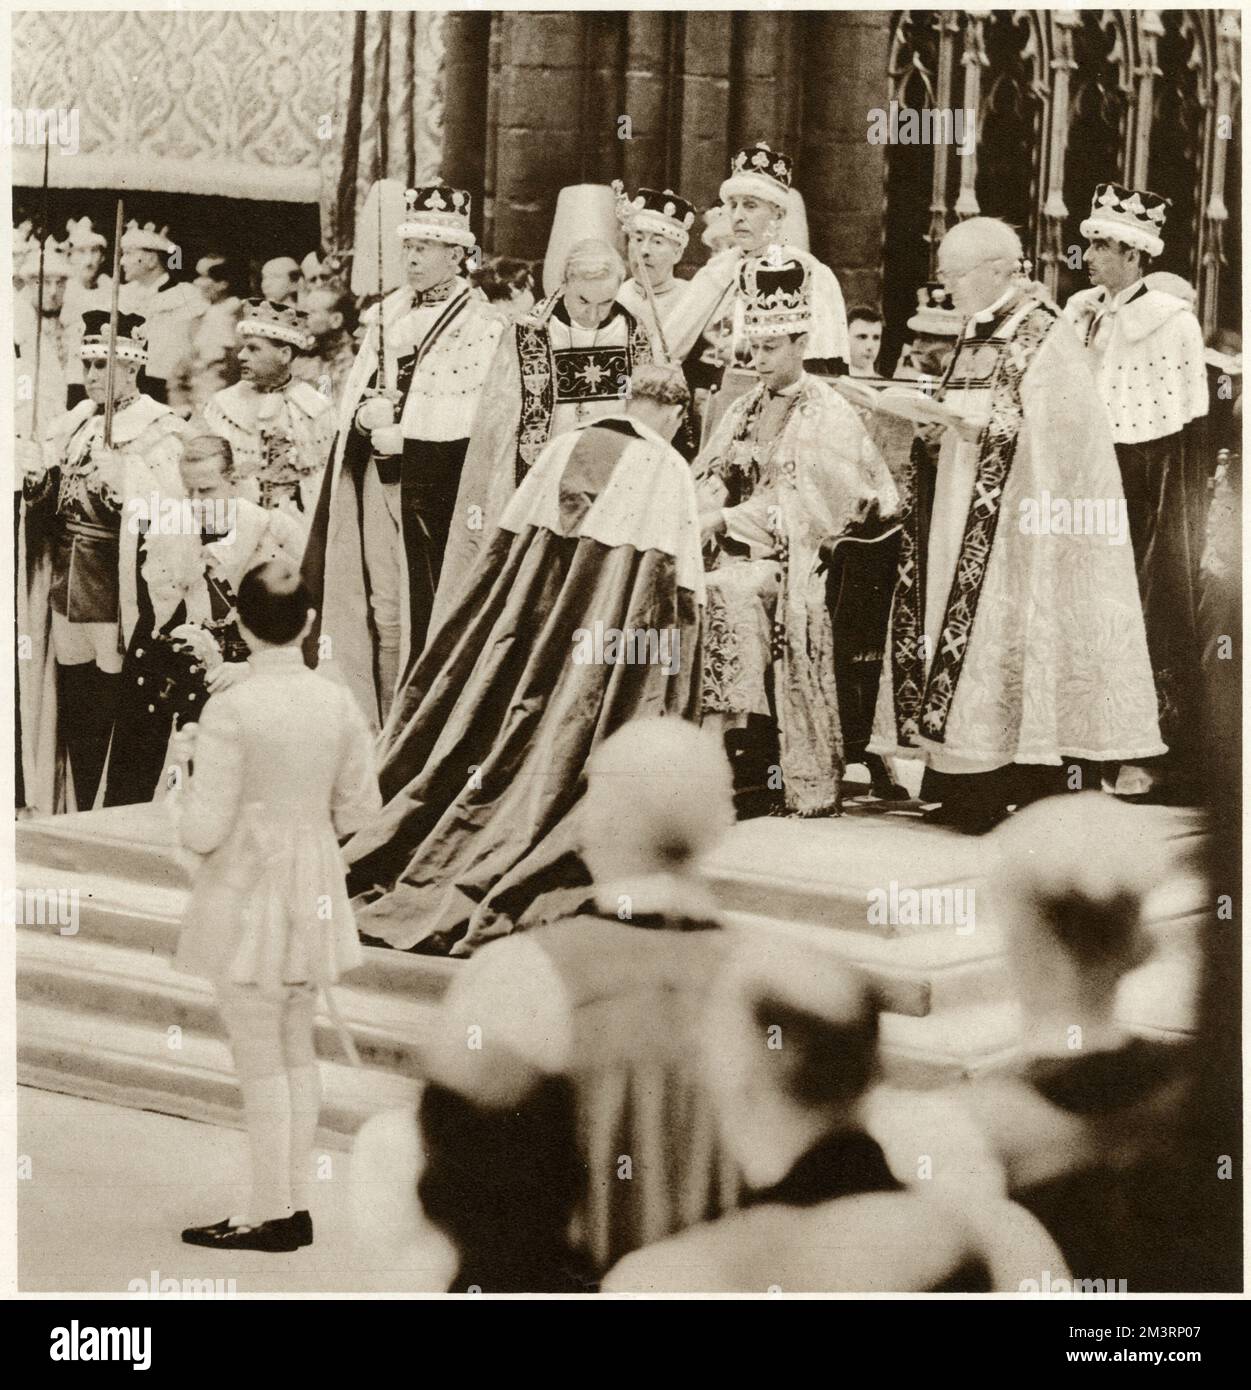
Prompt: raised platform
<box><xmin>14</xmin><ymin>790</ymin><xmax>1205</xmax><ymax>1141</ymax></box>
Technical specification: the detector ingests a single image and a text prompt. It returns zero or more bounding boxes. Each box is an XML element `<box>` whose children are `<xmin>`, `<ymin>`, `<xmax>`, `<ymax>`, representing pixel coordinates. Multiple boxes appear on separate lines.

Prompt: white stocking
<box><xmin>239</xmin><ymin>1073</ymin><xmax>294</xmax><ymax>1223</ymax></box>
<box><xmin>287</xmin><ymin>1065</ymin><xmax>322</xmax><ymax>1214</ymax></box>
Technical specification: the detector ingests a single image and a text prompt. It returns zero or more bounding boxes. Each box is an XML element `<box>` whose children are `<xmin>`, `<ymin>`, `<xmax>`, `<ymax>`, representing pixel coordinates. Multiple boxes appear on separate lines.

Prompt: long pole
<box><xmin>627</xmin><ymin>238</ymin><xmax>672</xmax><ymax>365</ymax></box>
<box><xmin>375</xmin><ymin>162</ymin><xmax>387</xmax><ymax>392</ymax></box>
<box><xmin>30</xmin><ymin>139</ymin><xmax>50</xmax><ymax>439</ymax></box>
<box><xmin>102</xmin><ymin>199</ymin><xmax>124</xmax><ymax>448</ymax></box>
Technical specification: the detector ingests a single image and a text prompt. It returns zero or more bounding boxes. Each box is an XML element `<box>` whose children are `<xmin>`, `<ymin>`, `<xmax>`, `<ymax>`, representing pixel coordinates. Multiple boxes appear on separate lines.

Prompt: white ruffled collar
<box><xmin>77</xmin><ymin>393</ymin><xmax>175</xmax><ymax>446</ymax></box>
<box><xmin>211</xmin><ymin>378</ymin><xmax>330</xmax><ymax>433</ymax></box>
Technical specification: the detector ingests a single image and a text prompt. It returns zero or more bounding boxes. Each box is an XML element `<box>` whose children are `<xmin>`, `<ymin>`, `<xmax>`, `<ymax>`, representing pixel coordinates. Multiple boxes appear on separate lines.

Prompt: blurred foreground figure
<box><xmin>604</xmin><ymin>941</ymin><xmax>1066</xmax><ymax>1292</ymax></box>
<box><xmin>965</xmin><ymin>794</ymin><xmax>1199</xmax><ymax>1290</ymax></box>
<box><xmin>344</xmin><ymin>365</ymin><xmax>702</xmax><ymax>954</ymax></box>
<box><xmin>350</xmin><ymin>719</ymin><xmax>735</xmax><ymax>1289</ymax></box>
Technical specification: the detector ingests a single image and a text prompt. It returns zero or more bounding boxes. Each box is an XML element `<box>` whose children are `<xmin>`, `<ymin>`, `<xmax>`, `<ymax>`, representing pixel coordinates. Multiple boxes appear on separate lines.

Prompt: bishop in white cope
<box><xmin>431</xmin><ymin>236</ymin><xmax>652</xmax><ymax>629</ymax></box>
<box><xmin>871</xmin><ymin>219</ymin><xmax>1164</xmax><ymax>830</ymax></box>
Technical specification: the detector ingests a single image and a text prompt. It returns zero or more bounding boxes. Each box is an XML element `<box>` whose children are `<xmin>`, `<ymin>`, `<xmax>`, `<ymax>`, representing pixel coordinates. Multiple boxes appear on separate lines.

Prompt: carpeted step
<box><xmin>11</xmin><ymin>865</ymin><xmax>460</xmax><ymax>1001</ymax></box>
<box><xmin>721</xmin><ymin>912</ymin><xmax>1010</xmax><ymax>1017</ymax></box>
<box><xmin>17</xmin><ymin>931</ymin><xmax>446</xmax><ymax>1073</ymax></box>
<box><xmin>17</xmin><ymin>803</ymin><xmax>192</xmax><ymax>889</ymax></box>
<box><xmin>18</xmin><ymin>1000</ymin><xmax>421</xmax><ymax>1147</ymax></box>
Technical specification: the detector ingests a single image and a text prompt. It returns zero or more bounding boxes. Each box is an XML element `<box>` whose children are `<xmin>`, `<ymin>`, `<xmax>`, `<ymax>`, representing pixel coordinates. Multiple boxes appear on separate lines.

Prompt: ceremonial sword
<box><xmin>30</xmin><ymin>139</ymin><xmax>50</xmax><ymax>440</ymax></box>
<box><xmin>102</xmin><ymin>199</ymin><xmax>125</xmax><ymax>449</ymax></box>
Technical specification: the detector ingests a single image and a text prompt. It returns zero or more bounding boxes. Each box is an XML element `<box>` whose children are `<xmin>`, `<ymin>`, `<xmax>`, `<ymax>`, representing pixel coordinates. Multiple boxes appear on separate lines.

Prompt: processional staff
<box><xmin>102</xmin><ymin>199</ymin><xmax>125</xmax><ymax>449</ymax></box>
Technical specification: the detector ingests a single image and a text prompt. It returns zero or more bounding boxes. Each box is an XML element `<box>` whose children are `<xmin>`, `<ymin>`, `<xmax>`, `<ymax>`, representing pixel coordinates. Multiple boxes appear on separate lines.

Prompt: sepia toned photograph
<box><xmin>3</xmin><ymin>1</ymin><xmax>1242</xmax><ymax>1321</ymax></box>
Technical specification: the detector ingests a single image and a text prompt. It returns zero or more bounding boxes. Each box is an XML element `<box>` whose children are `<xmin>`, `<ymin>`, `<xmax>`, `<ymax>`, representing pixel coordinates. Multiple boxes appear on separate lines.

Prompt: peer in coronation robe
<box><xmin>302</xmin><ymin>183</ymin><xmax>506</xmax><ymax>729</ymax></box>
<box><xmin>1065</xmin><ymin>182</ymin><xmax>1210</xmax><ymax>799</ymax></box>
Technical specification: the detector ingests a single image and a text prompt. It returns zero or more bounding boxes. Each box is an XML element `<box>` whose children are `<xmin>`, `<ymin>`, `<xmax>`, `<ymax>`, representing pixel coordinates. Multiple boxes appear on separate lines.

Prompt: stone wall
<box><xmin>441</xmin><ymin>10</ymin><xmax>894</xmax><ymax>300</ymax></box>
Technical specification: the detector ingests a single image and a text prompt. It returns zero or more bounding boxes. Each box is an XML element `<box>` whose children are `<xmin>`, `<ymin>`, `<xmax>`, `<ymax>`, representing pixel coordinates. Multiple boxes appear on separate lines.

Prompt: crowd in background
<box><xmin>11</xmin><ymin>213</ymin><xmax>547</xmax><ymax>425</ymax></box>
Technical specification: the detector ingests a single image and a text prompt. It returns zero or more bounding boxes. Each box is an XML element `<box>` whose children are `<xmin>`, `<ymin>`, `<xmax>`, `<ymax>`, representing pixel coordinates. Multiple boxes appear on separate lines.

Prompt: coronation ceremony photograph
<box><xmin>0</xmin><ymin>0</ymin><xmax>1245</xmax><ymax>1333</ymax></box>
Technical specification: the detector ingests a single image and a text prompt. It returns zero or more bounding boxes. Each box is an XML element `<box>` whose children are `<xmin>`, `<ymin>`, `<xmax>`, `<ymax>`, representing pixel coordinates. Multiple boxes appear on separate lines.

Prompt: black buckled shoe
<box><xmin>291</xmin><ymin>1210</ymin><xmax>314</xmax><ymax>1247</ymax></box>
<box><xmin>922</xmin><ymin>800</ymin><xmax>1005</xmax><ymax>836</ymax></box>
<box><xmin>869</xmin><ymin>774</ymin><xmax>911</xmax><ymax>802</ymax></box>
<box><xmin>181</xmin><ymin>1213</ymin><xmax>305</xmax><ymax>1253</ymax></box>
<box><xmin>866</xmin><ymin>754</ymin><xmax>911</xmax><ymax>802</ymax></box>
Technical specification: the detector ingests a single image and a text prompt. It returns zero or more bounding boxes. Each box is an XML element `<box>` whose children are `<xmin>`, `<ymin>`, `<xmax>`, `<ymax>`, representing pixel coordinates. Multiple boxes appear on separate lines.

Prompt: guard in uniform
<box><xmin>17</xmin><ymin>310</ymin><xmax>184</xmax><ymax>811</ymax></box>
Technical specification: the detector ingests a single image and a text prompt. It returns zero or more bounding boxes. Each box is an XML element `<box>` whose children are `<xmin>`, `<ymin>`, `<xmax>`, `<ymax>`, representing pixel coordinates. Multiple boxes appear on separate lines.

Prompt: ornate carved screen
<box><xmin>882</xmin><ymin>9</ymin><xmax>1241</xmax><ymax>342</ymax></box>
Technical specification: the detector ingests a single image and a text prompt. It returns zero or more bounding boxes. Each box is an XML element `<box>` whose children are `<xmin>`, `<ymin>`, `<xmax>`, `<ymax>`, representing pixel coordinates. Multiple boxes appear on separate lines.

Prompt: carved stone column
<box><xmin>954</xmin><ymin>10</ymin><xmax>989</xmax><ymax>219</ymax></box>
<box><xmin>490</xmin><ymin>12</ymin><xmax>595</xmax><ymax>257</ymax></box>
<box><xmin>1201</xmin><ymin>10</ymin><xmax>1241</xmax><ymax>338</ymax></box>
<box><xmin>800</xmin><ymin>8</ymin><xmax>893</xmax><ymax>305</ymax></box>
<box><xmin>461</xmin><ymin>4</ymin><xmax>911</xmax><ymax>301</ymax></box>
<box><xmin>1039</xmin><ymin>10</ymin><xmax>1079</xmax><ymax>295</ymax></box>
<box><xmin>926</xmin><ymin>11</ymin><xmax>961</xmax><ymax>269</ymax></box>
<box><xmin>441</xmin><ymin>10</ymin><xmax>492</xmax><ymax>242</ymax></box>
<box><xmin>619</xmin><ymin>12</ymin><xmax>674</xmax><ymax>196</ymax></box>
<box><xmin>731</xmin><ymin>10</ymin><xmax>802</xmax><ymax>158</ymax></box>
<box><xmin>1127</xmin><ymin>10</ymin><xmax>1164</xmax><ymax>189</ymax></box>
<box><xmin>674</xmin><ymin>10</ymin><xmax>734</xmax><ymax>237</ymax></box>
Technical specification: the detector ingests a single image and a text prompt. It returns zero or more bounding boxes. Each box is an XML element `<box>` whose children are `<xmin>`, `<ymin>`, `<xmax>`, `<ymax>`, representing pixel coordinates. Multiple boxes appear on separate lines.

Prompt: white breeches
<box><xmin>51</xmin><ymin>614</ymin><xmax>123</xmax><ymax>672</ymax></box>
